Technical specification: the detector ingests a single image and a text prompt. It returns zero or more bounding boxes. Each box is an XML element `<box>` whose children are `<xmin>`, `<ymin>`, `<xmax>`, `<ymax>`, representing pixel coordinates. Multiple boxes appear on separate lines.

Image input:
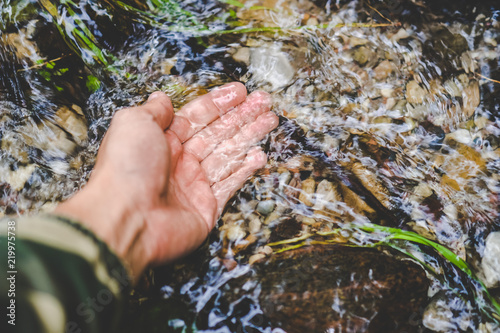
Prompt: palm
<box><xmin>141</xmin><ymin>83</ymin><xmax>278</xmax><ymax>264</ymax></box>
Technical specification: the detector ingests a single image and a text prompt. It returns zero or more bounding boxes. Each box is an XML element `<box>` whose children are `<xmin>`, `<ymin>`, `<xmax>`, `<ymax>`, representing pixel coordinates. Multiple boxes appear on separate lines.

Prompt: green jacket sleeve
<box><xmin>0</xmin><ymin>215</ymin><xmax>131</xmax><ymax>333</ymax></box>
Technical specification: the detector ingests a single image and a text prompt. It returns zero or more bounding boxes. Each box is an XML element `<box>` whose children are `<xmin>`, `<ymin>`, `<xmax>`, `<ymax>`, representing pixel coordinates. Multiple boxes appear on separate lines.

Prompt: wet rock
<box><xmin>349</xmin><ymin>36</ymin><xmax>368</xmax><ymax>47</ymax></box>
<box><xmin>313</xmin><ymin>179</ymin><xmax>341</xmax><ymax>211</ymax></box>
<box><xmin>430</xmin><ymin>26</ymin><xmax>468</xmax><ymax>59</ymax></box>
<box><xmin>257</xmin><ymin>245</ymin><xmax>429</xmax><ymax>333</ymax></box>
<box><xmin>248</xmin><ymin>214</ymin><xmax>262</xmax><ymax>234</ymax></box>
<box><xmin>1</xmin><ymin>131</ymin><xmax>29</xmax><ymax>163</ymax></box>
<box><xmin>249</xmin><ymin>253</ymin><xmax>266</xmax><ymax>265</ymax></box>
<box><xmin>298</xmin><ymin>177</ymin><xmax>316</xmax><ymax>206</ymax></box>
<box><xmin>350</xmin><ymin>163</ymin><xmax>391</xmax><ymax>209</ymax></box>
<box><xmin>256</xmin><ymin>200</ymin><xmax>276</xmax><ymax>215</ymax></box>
<box><xmin>352</xmin><ymin>46</ymin><xmax>375</xmax><ymax>66</ymax></box>
<box><xmin>232</xmin><ymin>47</ymin><xmax>250</xmax><ymax>64</ymax></box>
<box><xmin>373</xmin><ymin>60</ymin><xmax>394</xmax><ymax>80</ymax></box>
<box><xmin>462</xmin><ymin>80</ymin><xmax>480</xmax><ymax>118</ymax></box>
<box><xmin>226</xmin><ymin>224</ymin><xmax>246</xmax><ymax>242</ymax></box>
<box><xmin>55</xmin><ymin>105</ymin><xmax>88</xmax><ymax>144</ymax></box>
<box><xmin>0</xmin><ymin>164</ymin><xmax>36</xmax><ymax>191</ymax></box>
<box><xmin>249</xmin><ymin>46</ymin><xmax>294</xmax><ymax>90</ymax></box>
<box><xmin>390</xmin><ymin>28</ymin><xmax>410</xmax><ymax>42</ymax></box>
<box><xmin>481</xmin><ymin>232</ymin><xmax>500</xmax><ymax>288</ymax></box>
<box><xmin>405</xmin><ymin>80</ymin><xmax>426</xmax><ymax>104</ymax></box>
<box><xmin>423</xmin><ymin>291</ymin><xmax>474</xmax><ymax>332</ymax></box>
<box><xmin>269</xmin><ymin>217</ymin><xmax>303</xmax><ymax>243</ymax></box>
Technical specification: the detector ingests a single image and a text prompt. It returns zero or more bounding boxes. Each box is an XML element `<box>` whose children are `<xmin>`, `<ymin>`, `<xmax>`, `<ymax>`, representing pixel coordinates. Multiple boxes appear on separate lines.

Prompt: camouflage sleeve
<box><xmin>0</xmin><ymin>214</ymin><xmax>131</xmax><ymax>333</ymax></box>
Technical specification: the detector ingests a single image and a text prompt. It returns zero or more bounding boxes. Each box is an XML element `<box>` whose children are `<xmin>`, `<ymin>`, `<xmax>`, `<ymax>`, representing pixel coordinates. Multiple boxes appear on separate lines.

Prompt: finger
<box><xmin>212</xmin><ymin>148</ymin><xmax>267</xmax><ymax>216</ymax></box>
<box><xmin>141</xmin><ymin>91</ymin><xmax>174</xmax><ymax>130</ymax></box>
<box><xmin>183</xmin><ymin>91</ymin><xmax>271</xmax><ymax>161</ymax></box>
<box><xmin>201</xmin><ymin>111</ymin><xmax>279</xmax><ymax>184</ymax></box>
<box><xmin>169</xmin><ymin>82</ymin><xmax>247</xmax><ymax>142</ymax></box>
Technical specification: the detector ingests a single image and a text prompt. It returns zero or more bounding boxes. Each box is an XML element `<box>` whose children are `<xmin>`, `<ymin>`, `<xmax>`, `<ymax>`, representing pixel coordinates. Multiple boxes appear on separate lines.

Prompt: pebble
<box><xmin>226</xmin><ymin>224</ymin><xmax>246</xmax><ymax>242</ymax></box>
<box><xmin>256</xmin><ymin>200</ymin><xmax>276</xmax><ymax>215</ymax></box>
<box><xmin>349</xmin><ymin>36</ymin><xmax>368</xmax><ymax>47</ymax></box>
<box><xmin>481</xmin><ymin>232</ymin><xmax>500</xmax><ymax>288</ymax></box>
<box><xmin>55</xmin><ymin>105</ymin><xmax>88</xmax><ymax>145</ymax></box>
<box><xmin>313</xmin><ymin>180</ymin><xmax>340</xmax><ymax>211</ymax></box>
<box><xmin>298</xmin><ymin>178</ymin><xmax>316</xmax><ymax>207</ymax></box>
<box><xmin>373</xmin><ymin>60</ymin><xmax>394</xmax><ymax>80</ymax></box>
<box><xmin>264</xmin><ymin>211</ymin><xmax>281</xmax><ymax>225</ymax></box>
<box><xmin>423</xmin><ymin>297</ymin><xmax>462</xmax><ymax>332</ymax></box>
<box><xmin>257</xmin><ymin>245</ymin><xmax>273</xmax><ymax>256</ymax></box>
<box><xmin>249</xmin><ymin>253</ymin><xmax>266</xmax><ymax>265</ymax></box>
<box><xmin>248</xmin><ymin>214</ymin><xmax>262</xmax><ymax>234</ymax></box>
<box><xmin>443</xmin><ymin>79</ymin><xmax>462</xmax><ymax>97</ymax></box>
<box><xmin>390</xmin><ymin>28</ymin><xmax>410</xmax><ymax>42</ymax></box>
<box><xmin>462</xmin><ymin>81</ymin><xmax>480</xmax><ymax>118</ymax></box>
<box><xmin>405</xmin><ymin>81</ymin><xmax>426</xmax><ymax>104</ymax></box>
<box><xmin>413</xmin><ymin>183</ymin><xmax>433</xmax><ymax>199</ymax></box>
<box><xmin>352</xmin><ymin>46</ymin><xmax>374</xmax><ymax>66</ymax></box>
<box><xmin>380</xmin><ymin>88</ymin><xmax>394</xmax><ymax>98</ymax></box>
<box><xmin>1</xmin><ymin>132</ymin><xmax>29</xmax><ymax>163</ymax></box>
<box><xmin>249</xmin><ymin>46</ymin><xmax>294</xmax><ymax>90</ymax></box>
<box><xmin>446</xmin><ymin>129</ymin><xmax>473</xmax><ymax>145</ymax></box>
<box><xmin>232</xmin><ymin>47</ymin><xmax>250</xmax><ymax>64</ymax></box>
<box><xmin>0</xmin><ymin>164</ymin><xmax>36</xmax><ymax>191</ymax></box>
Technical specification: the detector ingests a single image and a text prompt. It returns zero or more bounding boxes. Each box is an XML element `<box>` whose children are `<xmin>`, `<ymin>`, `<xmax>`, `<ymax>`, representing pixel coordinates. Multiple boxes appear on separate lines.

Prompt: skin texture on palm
<box><xmin>55</xmin><ymin>83</ymin><xmax>278</xmax><ymax>281</ymax></box>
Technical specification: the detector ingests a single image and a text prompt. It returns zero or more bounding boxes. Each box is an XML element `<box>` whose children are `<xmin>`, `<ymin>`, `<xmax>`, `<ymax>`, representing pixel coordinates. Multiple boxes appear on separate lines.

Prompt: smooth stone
<box><xmin>481</xmin><ymin>232</ymin><xmax>500</xmax><ymax>288</ymax></box>
<box><xmin>249</xmin><ymin>46</ymin><xmax>294</xmax><ymax>90</ymax></box>
<box><xmin>406</xmin><ymin>81</ymin><xmax>426</xmax><ymax>104</ymax></box>
<box><xmin>256</xmin><ymin>200</ymin><xmax>276</xmax><ymax>215</ymax></box>
<box><xmin>226</xmin><ymin>224</ymin><xmax>246</xmax><ymax>242</ymax></box>
<box><xmin>462</xmin><ymin>80</ymin><xmax>480</xmax><ymax>118</ymax></box>
<box><xmin>1</xmin><ymin>163</ymin><xmax>36</xmax><ymax>191</ymax></box>
<box><xmin>257</xmin><ymin>245</ymin><xmax>429</xmax><ymax>333</ymax></box>
<box><xmin>232</xmin><ymin>47</ymin><xmax>250</xmax><ymax>64</ymax></box>
<box><xmin>352</xmin><ymin>46</ymin><xmax>374</xmax><ymax>66</ymax></box>
<box><xmin>298</xmin><ymin>178</ymin><xmax>316</xmax><ymax>207</ymax></box>
<box><xmin>373</xmin><ymin>60</ymin><xmax>394</xmax><ymax>80</ymax></box>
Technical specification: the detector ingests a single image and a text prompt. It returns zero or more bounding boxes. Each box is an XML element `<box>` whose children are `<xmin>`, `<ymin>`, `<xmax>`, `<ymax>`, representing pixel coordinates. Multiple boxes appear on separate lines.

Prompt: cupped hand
<box><xmin>55</xmin><ymin>83</ymin><xmax>278</xmax><ymax>281</ymax></box>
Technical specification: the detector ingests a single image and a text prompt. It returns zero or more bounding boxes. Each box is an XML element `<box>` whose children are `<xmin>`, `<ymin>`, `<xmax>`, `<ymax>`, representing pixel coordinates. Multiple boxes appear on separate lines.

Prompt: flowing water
<box><xmin>1</xmin><ymin>0</ymin><xmax>500</xmax><ymax>332</ymax></box>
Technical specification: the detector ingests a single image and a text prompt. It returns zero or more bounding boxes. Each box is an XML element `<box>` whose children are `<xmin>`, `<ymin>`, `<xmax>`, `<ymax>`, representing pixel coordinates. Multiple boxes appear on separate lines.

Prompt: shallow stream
<box><xmin>1</xmin><ymin>0</ymin><xmax>500</xmax><ymax>332</ymax></box>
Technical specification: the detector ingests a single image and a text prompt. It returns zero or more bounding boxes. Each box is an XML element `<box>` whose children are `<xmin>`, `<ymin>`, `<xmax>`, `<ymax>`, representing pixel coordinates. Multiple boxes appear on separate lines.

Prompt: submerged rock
<box><xmin>481</xmin><ymin>232</ymin><xmax>500</xmax><ymax>288</ymax></box>
<box><xmin>249</xmin><ymin>45</ymin><xmax>294</xmax><ymax>90</ymax></box>
<box><xmin>257</xmin><ymin>245</ymin><xmax>429</xmax><ymax>333</ymax></box>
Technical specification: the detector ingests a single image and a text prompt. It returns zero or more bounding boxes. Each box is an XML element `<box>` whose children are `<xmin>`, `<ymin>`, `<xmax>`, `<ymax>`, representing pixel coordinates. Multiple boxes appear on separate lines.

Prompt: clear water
<box><xmin>1</xmin><ymin>0</ymin><xmax>499</xmax><ymax>332</ymax></box>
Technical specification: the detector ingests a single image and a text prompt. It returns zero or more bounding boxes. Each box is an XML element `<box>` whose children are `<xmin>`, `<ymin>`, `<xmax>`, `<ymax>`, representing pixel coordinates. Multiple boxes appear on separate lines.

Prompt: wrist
<box><xmin>54</xmin><ymin>176</ymin><xmax>149</xmax><ymax>283</ymax></box>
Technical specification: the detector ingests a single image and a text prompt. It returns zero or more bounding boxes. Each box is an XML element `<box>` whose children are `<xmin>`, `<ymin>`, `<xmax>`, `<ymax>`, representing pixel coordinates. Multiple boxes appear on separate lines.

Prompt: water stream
<box><xmin>1</xmin><ymin>0</ymin><xmax>499</xmax><ymax>332</ymax></box>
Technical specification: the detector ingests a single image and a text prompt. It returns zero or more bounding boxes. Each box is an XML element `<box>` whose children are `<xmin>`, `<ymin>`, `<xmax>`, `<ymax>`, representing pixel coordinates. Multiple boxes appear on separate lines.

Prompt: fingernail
<box><xmin>148</xmin><ymin>91</ymin><xmax>163</xmax><ymax>102</ymax></box>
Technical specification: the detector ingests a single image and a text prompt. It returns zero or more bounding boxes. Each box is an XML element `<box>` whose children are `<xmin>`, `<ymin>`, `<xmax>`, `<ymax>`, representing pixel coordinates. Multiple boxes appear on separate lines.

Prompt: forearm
<box><xmin>0</xmin><ymin>215</ymin><xmax>130</xmax><ymax>333</ymax></box>
<box><xmin>54</xmin><ymin>174</ymin><xmax>150</xmax><ymax>281</ymax></box>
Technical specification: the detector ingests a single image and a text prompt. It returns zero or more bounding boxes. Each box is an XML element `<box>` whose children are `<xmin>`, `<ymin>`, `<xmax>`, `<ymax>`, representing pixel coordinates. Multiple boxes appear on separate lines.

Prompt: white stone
<box><xmin>1</xmin><ymin>163</ymin><xmax>36</xmax><ymax>191</ymax></box>
<box><xmin>249</xmin><ymin>253</ymin><xmax>266</xmax><ymax>265</ymax></box>
<box><xmin>233</xmin><ymin>47</ymin><xmax>250</xmax><ymax>64</ymax></box>
<box><xmin>414</xmin><ymin>183</ymin><xmax>433</xmax><ymax>198</ymax></box>
<box><xmin>249</xmin><ymin>45</ymin><xmax>294</xmax><ymax>90</ymax></box>
<box><xmin>481</xmin><ymin>232</ymin><xmax>500</xmax><ymax>288</ymax></box>
<box><xmin>446</xmin><ymin>129</ymin><xmax>473</xmax><ymax>145</ymax></box>
<box><xmin>256</xmin><ymin>200</ymin><xmax>276</xmax><ymax>215</ymax></box>
<box><xmin>226</xmin><ymin>224</ymin><xmax>246</xmax><ymax>242</ymax></box>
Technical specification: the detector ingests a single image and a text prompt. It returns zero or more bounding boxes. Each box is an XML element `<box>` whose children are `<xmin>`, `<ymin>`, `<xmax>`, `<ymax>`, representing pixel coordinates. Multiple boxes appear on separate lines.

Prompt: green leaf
<box><xmin>86</xmin><ymin>75</ymin><xmax>101</xmax><ymax>93</ymax></box>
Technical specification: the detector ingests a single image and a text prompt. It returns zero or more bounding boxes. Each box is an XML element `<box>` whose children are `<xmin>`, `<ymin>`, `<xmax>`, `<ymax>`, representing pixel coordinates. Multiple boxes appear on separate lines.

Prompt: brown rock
<box><xmin>258</xmin><ymin>245</ymin><xmax>429</xmax><ymax>333</ymax></box>
<box><xmin>373</xmin><ymin>60</ymin><xmax>394</xmax><ymax>80</ymax></box>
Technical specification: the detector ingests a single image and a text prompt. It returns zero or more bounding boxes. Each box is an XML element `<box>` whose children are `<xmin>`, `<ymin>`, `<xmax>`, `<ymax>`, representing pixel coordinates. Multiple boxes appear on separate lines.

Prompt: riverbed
<box><xmin>1</xmin><ymin>0</ymin><xmax>499</xmax><ymax>332</ymax></box>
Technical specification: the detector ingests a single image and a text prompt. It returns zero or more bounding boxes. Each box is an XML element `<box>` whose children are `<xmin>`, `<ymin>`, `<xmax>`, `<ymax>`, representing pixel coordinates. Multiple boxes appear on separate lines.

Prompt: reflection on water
<box><xmin>1</xmin><ymin>0</ymin><xmax>500</xmax><ymax>332</ymax></box>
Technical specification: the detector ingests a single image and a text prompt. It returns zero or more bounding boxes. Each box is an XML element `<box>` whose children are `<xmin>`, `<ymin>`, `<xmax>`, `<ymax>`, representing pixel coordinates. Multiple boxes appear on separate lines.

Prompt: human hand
<box><xmin>55</xmin><ymin>83</ymin><xmax>278</xmax><ymax>281</ymax></box>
